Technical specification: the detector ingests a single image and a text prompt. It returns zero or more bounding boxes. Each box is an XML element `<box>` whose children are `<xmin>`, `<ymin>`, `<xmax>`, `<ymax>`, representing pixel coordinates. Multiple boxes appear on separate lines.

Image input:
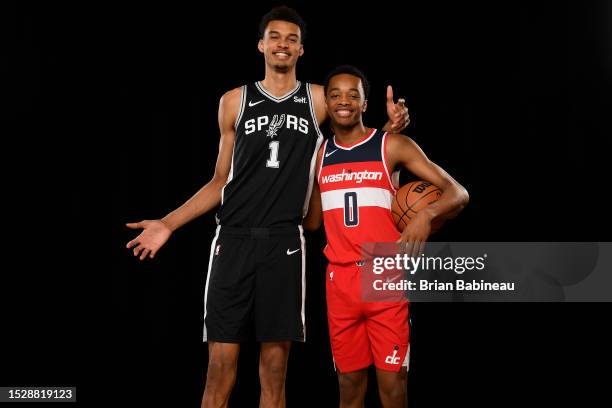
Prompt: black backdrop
<box><xmin>4</xmin><ymin>0</ymin><xmax>612</xmax><ymax>406</ymax></box>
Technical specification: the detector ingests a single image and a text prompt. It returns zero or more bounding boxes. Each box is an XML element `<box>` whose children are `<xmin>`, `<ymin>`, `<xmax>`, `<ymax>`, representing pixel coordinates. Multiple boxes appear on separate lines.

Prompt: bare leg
<box><xmin>201</xmin><ymin>341</ymin><xmax>240</xmax><ymax>408</ymax></box>
<box><xmin>259</xmin><ymin>341</ymin><xmax>291</xmax><ymax>408</ymax></box>
<box><xmin>338</xmin><ymin>369</ymin><xmax>368</xmax><ymax>408</ymax></box>
<box><xmin>376</xmin><ymin>368</ymin><xmax>408</xmax><ymax>408</ymax></box>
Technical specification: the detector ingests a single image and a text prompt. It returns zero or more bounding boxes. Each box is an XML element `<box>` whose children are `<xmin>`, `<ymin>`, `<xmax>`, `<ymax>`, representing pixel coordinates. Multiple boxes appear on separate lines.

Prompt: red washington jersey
<box><xmin>318</xmin><ymin>128</ymin><xmax>400</xmax><ymax>265</ymax></box>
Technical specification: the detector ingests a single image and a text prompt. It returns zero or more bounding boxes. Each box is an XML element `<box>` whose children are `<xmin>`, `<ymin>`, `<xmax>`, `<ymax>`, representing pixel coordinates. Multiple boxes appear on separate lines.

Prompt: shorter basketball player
<box><xmin>304</xmin><ymin>66</ymin><xmax>469</xmax><ymax>408</ymax></box>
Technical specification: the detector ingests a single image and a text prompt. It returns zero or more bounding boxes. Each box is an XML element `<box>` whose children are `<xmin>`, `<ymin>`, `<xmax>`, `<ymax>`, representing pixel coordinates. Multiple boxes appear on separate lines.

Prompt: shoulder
<box><xmin>218</xmin><ymin>87</ymin><xmax>244</xmax><ymax>126</ymax></box>
<box><xmin>385</xmin><ymin>133</ymin><xmax>429</xmax><ymax>164</ymax></box>
<box><xmin>309</xmin><ymin>83</ymin><xmax>324</xmax><ymax>98</ymax></box>
<box><xmin>386</xmin><ymin>133</ymin><xmax>414</xmax><ymax>145</ymax></box>
<box><xmin>308</xmin><ymin>83</ymin><xmax>327</xmax><ymax>122</ymax></box>
<box><xmin>385</xmin><ymin>133</ymin><xmax>421</xmax><ymax>157</ymax></box>
<box><xmin>220</xmin><ymin>86</ymin><xmax>243</xmax><ymax>107</ymax></box>
<box><xmin>385</xmin><ymin>132</ymin><xmax>415</xmax><ymax>146</ymax></box>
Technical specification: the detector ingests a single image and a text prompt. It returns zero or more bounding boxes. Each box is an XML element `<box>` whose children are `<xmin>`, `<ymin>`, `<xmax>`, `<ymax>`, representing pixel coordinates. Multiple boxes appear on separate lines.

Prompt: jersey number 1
<box><xmin>267</xmin><ymin>141</ymin><xmax>280</xmax><ymax>168</ymax></box>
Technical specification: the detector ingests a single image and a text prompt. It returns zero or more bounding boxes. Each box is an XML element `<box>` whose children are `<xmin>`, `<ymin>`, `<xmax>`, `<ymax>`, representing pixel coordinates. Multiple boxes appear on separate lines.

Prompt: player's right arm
<box><xmin>303</xmin><ymin>145</ymin><xmax>324</xmax><ymax>231</ymax></box>
<box><xmin>125</xmin><ymin>87</ymin><xmax>240</xmax><ymax>260</ymax></box>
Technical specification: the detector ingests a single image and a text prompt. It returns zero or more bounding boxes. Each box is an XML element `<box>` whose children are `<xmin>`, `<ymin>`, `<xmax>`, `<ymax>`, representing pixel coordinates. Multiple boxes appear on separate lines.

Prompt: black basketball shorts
<box><xmin>203</xmin><ymin>225</ymin><xmax>306</xmax><ymax>343</ymax></box>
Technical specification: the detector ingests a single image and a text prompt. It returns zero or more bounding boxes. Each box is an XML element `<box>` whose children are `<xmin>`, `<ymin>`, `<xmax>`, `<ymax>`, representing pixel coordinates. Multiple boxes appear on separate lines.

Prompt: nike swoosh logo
<box><xmin>287</xmin><ymin>248</ymin><xmax>301</xmax><ymax>255</ymax></box>
<box><xmin>249</xmin><ymin>100</ymin><xmax>265</xmax><ymax>107</ymax></box>
<box><xmin>325</xmin><ymin>149</ymin><xmax>339</xmax><ymax>158</ymax></box>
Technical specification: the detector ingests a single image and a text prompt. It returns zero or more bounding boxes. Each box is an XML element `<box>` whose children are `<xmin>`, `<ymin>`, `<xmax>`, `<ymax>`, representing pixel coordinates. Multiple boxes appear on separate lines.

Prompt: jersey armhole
<box><xmin>233</xmin><ymin>85</ymin><xmax>247</xmax><ymax>130</ymax></box>
<box><xmin>317</xmin><ymin>139</ymin><xmax>328</xmax><ymax>184</ymax></box>
<box><xmin>306</xmin><ymin>83</ymin><xmax>325</xmax><ymax>141</ymax></box>
<box><xmin>381</xmin><ymin>132</ymin><xmax>398</xmax><ymax>193</ymax></box>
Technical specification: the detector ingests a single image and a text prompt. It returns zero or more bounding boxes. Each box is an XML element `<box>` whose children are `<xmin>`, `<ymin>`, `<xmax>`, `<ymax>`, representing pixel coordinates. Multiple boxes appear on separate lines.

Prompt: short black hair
<box><xmin>259</xmin><ymin>6</ymin><xmax>307</xmax><ymax>42</ymax></box>
<box><xmin>324</xmin><ymin>65</ymin><xmax>370</xmax><ymax>99</ymax></box>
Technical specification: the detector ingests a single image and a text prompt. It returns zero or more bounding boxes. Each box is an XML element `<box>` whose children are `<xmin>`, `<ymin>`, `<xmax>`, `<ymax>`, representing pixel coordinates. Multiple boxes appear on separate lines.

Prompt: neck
<box><xmin>260</xmin><ymin>66</ymin><xmax>298</xmax><ymax>97</ymax></box>
<box><xmin>334</xmin><ymin>123</ymin><xmax>369</xmax><ymax>145</ymax></box>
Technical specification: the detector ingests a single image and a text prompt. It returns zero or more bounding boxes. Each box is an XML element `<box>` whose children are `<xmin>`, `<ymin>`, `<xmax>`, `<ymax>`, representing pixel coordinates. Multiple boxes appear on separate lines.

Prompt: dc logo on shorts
<box><xmin>385</xmin><ymin>346</ymin><xmax>401</xmax><ymax>365</ymax></box>
<box><xmin>215</xmin><ymin>244</ymin><xmax>221</xmax><ymax>256</ymax></box>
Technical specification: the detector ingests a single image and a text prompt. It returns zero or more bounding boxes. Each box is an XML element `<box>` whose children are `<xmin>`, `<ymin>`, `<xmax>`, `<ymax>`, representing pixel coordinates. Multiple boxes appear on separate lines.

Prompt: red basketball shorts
<box><xmin>326</xmin><ymin>263</ymin><xmax>410</xmax><ymax>373</ymax></box>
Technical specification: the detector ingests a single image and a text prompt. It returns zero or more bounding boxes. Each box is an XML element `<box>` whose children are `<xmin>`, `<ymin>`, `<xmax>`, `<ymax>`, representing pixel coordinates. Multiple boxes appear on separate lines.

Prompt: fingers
<box><xmin>132</xmin><ymin>244</ymin><xmax>144</xmax><ymax>257</ymax></box>
<box><xmin>396</xmin><ymin>235</ymin><xmax>426</xmax><ymax>260</ymax></box>
<box><xmin>126</xmin><ymin>220</ymin><xmax>155</xmax><ymax>260</ymax></box>
<box><xmin>130</xmin><ymin>244</ymin><xmax>156</xmax><ymax>261</ymax></box>
<box><xmin>410</xmin><ymin>240</ymin><xmax>421</xmax><ymax>260</ymax></box>
<box><xmin>386</xmin><ymin>85</ymin><xmax>394</xmax><ymax>104</ymax></box>
<box><xmin>140</xmin><ymin>248</ymin><xmax>151</xmax><ymax>261</ymax></box>
<box><xmin>416</xmin><ymin>241</ymin><xmax>427</xmax><ymax>259</ymax></box>
<box><xmin>389</xmin><ymin>97</ymin><xmax>409</xmax><ymax>132</ymax></box>
<box><xmin>126</xmin><ymin>238</ymin><xmax>140</xmax><ymax>249</ymax></box>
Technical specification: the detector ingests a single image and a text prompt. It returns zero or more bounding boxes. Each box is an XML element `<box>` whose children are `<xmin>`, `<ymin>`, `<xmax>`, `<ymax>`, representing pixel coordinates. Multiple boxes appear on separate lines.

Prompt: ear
<box><xmin>362</xmin><ymin>100</ymin><xmax>368</xmax><ymax>113</ymax></box>
<box><xmin>299</xmin><ymin>45</ymin><xmax>304</xmax><ymax>57</ymax></box>
<box><xmin>258</xmin><ymin>39</ymin><xmax>264</xmax><ymax>54</ymax></box>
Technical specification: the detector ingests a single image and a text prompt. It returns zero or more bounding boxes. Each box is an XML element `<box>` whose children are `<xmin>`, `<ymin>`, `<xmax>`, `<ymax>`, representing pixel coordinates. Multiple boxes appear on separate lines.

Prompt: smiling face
<box><xmin>258</xmin><ymin>20</ymin><xmax>304</xmax><ymax>72</ymax></box>
<box><xmin>325</xmin><ymin>73</ymin><xmax>368</xmax><ymax>128</ymax></box>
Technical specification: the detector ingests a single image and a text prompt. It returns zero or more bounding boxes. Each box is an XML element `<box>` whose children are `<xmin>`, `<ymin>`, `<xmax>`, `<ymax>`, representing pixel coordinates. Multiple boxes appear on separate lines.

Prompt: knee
<box><xmin>259</xmin><ymin>357</ymin><xmax>288</xmax><ymax>385</ymax></box>
<box><xmin>380</xmin><ymin>384</ymin><xmax>406</xmax><ymax>401</ymax></box>
<box><xmin>378</xmin><ymin>376</ymin><xmax>406</xmax><ymax>401</ymax></box>
<box><xmin>206</xmin><ymin>358</ymin><xmax>237</xmax><ymax>388</ymax></box>
<box><xmin>338</xmin><ymin>374</ymin><xmax>366</xmax><ymax>403</ymax></box>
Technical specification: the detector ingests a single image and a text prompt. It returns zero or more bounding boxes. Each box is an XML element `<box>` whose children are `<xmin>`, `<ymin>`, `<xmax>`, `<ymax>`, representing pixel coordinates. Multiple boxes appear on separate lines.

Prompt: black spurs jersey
<box><xmin>216</xmin><ymin>81</ymin><xmax>324</xmax><ymax>227</ymax></box>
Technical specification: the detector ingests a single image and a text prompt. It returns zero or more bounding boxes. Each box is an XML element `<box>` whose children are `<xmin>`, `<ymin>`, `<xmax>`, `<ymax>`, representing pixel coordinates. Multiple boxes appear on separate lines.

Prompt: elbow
<box><xmin>443</xmin><ymin>184</ymin><xmax>469</xmax><ymax>220</ymax></box>
<box><xmin>454</xmin><ymin>185</ymin><xmax>470</xmax><ymax>214</ymax></box>
<box><xmin>210</xmin><ymin>174</ymin><xmax>229</xmax><ymax>191</ymax></box>
<box><xmin>460</xmin><ymin>186</ymin><xmax>470</xmax><ymax>208</ymax></box>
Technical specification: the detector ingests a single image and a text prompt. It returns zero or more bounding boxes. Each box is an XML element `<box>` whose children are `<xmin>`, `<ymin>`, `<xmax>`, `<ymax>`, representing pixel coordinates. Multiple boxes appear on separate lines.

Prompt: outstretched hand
<box><xmin>125</xmin><ymin>220</ymin><xmax>173</xmax><ymax>260</ymax></box>
<box><xmin>386</xmin><ymin>85</ymin><xmax>410</xmax><ymax>133</ymax></box>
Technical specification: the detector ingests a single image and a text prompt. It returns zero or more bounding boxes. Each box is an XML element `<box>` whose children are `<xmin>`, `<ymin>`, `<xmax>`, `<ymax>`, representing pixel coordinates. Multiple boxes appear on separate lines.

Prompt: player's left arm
<box><xmin>386</xmin><ymin>134</ymin><xmax>469</xmax><ymax>244</ymax></box>
<box><xmin>310</xmin><ymin>84</ymin><xmax>409</xmax><ymax>132</ymax></box>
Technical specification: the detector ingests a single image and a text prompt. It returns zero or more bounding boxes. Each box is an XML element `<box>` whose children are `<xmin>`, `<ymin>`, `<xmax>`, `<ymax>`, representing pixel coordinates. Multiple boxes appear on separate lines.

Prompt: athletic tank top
<box><xmin>318</xmin><ymin>128</ymin><xmax>400</xmax><ymax>265</ymax></box>
<box><xmin>217</xmin><ymin>81</ymin><xmax>323</xmax><ymax>227</ymax></box>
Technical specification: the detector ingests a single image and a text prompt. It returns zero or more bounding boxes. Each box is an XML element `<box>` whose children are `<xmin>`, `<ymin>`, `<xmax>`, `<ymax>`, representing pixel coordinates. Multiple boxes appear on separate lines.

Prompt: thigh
<box><xmin>365</xmin><ymin>301</ymin><xmax>410</xmax><ymax>372</ymax></box>
<box><xmin>375</xmin><ymin>367</ymin><xmax>408</xmax><ymax>406</ymax></box>
<box><xmin>204</xmin><ymin>234</ymin><xmax>257</xmax><ymax>342</ymax></box>
<box><xmin>254</xmin><ymin>233</ymin><xmax>305</xmax><ymax>342</ymax></box>
<box><xmin>327</xmin><ymin>264</ymin><xmax>373</xmax><ymax>373</ymax></box>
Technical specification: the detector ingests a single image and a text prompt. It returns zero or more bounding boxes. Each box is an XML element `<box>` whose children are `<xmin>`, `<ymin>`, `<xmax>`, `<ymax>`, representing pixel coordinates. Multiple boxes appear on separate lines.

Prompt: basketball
<box><xmin>391</xmin><ymin>181</ymin><xmax>444</xmax><ymax>232</ymax></box>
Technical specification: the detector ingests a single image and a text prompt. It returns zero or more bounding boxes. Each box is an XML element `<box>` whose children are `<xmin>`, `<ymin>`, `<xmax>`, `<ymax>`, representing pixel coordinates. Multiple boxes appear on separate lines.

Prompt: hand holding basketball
<box><xmin>391</xmin><ymin>181</ymin><xmax>444</xmax><ymax>232</ymax></box>
<box><xmin>391</xmin><ymin>181</ymin><xmax>444</xmax><ymax>257</ymax></box>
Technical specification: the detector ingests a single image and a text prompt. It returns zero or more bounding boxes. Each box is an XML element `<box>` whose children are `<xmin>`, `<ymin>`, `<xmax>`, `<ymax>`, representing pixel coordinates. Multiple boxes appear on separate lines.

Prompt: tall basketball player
<box><xmin>125</xmin><ymin>7</ymin><xmax>409</xmax><ymax>408</ymax></box>
<box><xmin>304</xmin><ymin>66</ymin><xmax>469</xmax><ymax>408</ymax></box>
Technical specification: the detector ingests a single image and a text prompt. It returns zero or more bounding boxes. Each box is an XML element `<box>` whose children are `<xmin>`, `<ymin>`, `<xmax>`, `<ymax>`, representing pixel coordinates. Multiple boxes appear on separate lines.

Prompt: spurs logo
<box><xmin>266</xmin><ymin>114</ymin><xmax>285</xmax><ymax>138</ymax></box>
<box><xmin>245</xmin><ymin>114</ymin><xmax>309</xmax><ymax>135</ymax></box>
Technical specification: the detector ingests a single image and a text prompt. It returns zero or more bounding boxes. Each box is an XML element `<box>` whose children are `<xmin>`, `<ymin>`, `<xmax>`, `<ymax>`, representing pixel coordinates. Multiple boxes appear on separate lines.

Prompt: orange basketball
<box><xmin>391</xmin><ymin>181</ymin><xmax>444</xmax><ymax>232</ymax></box>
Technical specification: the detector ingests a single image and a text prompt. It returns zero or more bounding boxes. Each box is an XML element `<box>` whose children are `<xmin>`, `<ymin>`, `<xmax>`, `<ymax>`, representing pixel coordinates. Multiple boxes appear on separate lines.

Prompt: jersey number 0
<box><xmin>344</xmin><ymin>192</ymin><xmax>359</xmax><ymax>226</ymax></box>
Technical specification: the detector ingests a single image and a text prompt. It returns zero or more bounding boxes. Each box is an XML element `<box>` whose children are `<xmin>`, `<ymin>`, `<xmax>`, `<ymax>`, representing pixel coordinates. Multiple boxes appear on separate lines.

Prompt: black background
<box><xmin>4</xmin><ymin>0</ymin><xmax>612</xmax><ymax>406</ymax></box>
